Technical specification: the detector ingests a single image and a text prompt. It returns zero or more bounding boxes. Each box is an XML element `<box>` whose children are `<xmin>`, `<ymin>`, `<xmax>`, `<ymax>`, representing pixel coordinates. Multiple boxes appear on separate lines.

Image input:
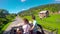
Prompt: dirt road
<box><xmin>3</xmin><ymin>16</ymin><xmax>24</xmax><ymax>34</ymax></box>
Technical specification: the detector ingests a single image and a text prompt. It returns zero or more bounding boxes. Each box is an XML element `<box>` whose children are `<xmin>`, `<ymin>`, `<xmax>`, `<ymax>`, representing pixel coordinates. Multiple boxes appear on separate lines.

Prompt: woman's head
<box><xmin>23</xmin><ymin>18</ymin><xmax>29</xmax><ymax>24</ymax></box>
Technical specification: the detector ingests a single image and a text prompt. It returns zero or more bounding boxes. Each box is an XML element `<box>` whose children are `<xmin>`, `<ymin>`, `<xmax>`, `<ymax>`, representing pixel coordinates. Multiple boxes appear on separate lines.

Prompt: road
<box><xmin>3</xmin><ymin>16</ymin><xmax>24</xmax><ymax>34</ymax></box>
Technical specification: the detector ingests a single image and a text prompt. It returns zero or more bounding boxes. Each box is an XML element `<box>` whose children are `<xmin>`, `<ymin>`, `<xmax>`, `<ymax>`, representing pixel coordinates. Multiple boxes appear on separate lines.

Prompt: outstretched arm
<box><xmin>30</xmin><ymin>20</ymin><xmax>36</xmax><ymax>30</ymax></box>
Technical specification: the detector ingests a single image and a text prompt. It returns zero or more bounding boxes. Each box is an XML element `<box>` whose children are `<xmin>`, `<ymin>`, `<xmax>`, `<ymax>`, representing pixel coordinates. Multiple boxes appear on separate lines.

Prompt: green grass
<box><xmin>36</xmin><ymin>14</ymin><xmax>60</xmax><ymax>34</ymax></box>
<box><xmin>0</xmin><ymin>22</ymin><xmax>11</xmax><ymax>34</ymax></box>
<box><xmin>2</xmin><ymin>22</ymin><xmax>11</xmax><ymax>31</ymax></box>
<box><xmin>22</xmin><ymin>14</ymin><xmax>60</xmax><ymax>34</ymax></box>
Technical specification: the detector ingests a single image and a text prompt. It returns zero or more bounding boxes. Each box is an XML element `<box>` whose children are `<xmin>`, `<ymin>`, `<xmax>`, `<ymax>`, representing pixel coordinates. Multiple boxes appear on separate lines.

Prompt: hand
<box><xmin>29</xmin><ymin>28</ymin><xmax>33</xmax><ymax>31</ymax></box>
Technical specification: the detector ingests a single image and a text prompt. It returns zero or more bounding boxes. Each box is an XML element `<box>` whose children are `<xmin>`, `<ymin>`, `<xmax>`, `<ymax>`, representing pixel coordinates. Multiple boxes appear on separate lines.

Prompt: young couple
<box><xmin>22</xmin><ymin>15</ymin><xmax>38</xmax><ymax>34</ymax></box>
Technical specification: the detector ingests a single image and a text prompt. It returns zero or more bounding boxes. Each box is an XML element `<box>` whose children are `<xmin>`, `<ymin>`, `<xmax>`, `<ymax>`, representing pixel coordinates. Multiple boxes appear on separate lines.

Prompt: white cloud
<box><xmin>21</xmin><ymin>0</ymin><xmax>26</xmax><ymax>2</ymax></box>
<box><xmin>54</xmin><ymin>0</ymin><xmax>60</xmax><ymax>3</ymax></box>
<box><xmin>22</xmin><ymin>9</ymin><xmax>25</xmax><ymax>10</ymax></box>
<box><xmin>55</xmin><ymin>0</ymin><xmax>60</xmax><ymax>1</ymax></box>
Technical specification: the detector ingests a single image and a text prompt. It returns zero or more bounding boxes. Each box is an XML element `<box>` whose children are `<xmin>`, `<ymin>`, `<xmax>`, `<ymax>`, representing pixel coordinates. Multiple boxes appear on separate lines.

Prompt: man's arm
<box><xmin>30</xmin><ymin>21</ymin><xmax>36</xmax><ymax>30</ymax></box>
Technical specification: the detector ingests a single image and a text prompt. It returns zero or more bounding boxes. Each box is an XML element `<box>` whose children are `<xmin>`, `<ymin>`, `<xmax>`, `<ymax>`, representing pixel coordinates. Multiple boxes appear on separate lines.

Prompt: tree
<box><xmin>0</xmin><ymin>9</ymin><xmax>9</xmax><ymax>18</ymax></box>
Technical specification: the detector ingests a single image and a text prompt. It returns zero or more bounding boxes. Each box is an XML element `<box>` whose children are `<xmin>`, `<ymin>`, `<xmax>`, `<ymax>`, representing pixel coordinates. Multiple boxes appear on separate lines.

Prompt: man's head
<box><xmin>32</xmin><ymin>15</ymin><xmax>35</xmax><ymax>20</ymax></box>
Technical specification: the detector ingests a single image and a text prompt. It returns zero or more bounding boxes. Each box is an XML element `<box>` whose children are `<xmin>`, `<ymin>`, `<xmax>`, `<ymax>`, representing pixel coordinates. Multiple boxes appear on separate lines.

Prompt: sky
<box><xmin>0</xmin><ymin>0</ymin><xmax>60</xmax><ymax>13</ymax></box>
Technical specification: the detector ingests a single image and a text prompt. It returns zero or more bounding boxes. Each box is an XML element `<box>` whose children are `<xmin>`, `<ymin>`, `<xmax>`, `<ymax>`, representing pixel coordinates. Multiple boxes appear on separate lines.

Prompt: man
<box><xmin>30</xmin><ymin>15</ymin><xmax>38</xmax><ymax>34</ymax></box>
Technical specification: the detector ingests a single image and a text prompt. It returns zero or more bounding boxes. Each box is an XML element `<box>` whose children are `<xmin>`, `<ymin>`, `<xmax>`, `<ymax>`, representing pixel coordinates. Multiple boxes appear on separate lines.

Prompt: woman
<box><xmin>22</xmin><ymin>18</ymin><xmax>31</xmax><ymax>34</ymax></box>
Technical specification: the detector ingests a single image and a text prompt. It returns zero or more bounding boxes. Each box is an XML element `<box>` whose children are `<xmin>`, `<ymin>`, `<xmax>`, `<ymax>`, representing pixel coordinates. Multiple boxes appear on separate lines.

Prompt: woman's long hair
<box><xmin>23</xmin><ymin>18</ymin><xmax>29</xmax><ymax>24</ymax></box>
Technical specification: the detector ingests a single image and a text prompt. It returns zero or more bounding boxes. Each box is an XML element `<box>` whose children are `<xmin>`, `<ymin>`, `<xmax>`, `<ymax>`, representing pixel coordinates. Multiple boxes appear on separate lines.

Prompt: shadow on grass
<box><xmin>0</xmin><ymin>30</ymin><xmax>4</xmax><ymax>34</ymax></box>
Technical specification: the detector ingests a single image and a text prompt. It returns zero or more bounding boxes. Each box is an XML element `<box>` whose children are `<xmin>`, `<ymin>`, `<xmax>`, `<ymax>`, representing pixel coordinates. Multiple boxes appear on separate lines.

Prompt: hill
<box><xmin>18</xmin><ymin>3</ymin><xmax>60</xmax><ymax>16</ymax></box>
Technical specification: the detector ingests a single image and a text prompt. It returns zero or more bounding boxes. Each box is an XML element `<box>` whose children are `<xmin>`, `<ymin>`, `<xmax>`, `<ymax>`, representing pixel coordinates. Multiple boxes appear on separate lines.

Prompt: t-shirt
<box><xmin>22</xmin><ymin>24</ymin><xmax>31</xmax><ymax>33</ymax></box>
<box><xmin>33</xmin><ymin>20</ymin><xmax>38</xmax><ymax>32</ymax></box>
<box><xmin>33</xmin><ymin>20</ymin><xmax>36</xmax><ymax>26</ymax></box>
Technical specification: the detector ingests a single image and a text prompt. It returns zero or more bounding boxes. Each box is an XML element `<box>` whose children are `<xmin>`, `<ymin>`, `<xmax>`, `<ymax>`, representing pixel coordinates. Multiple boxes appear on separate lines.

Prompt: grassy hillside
<box><xmin>22</xmin><ymin>14</ymin><xmax>60</xmax><ymax>34</ymax></box>
<box><xmin>18</xmin><ymin>4</ymin><xmax>60</xmax><ymax>34</ymax></box>
<box><xmin>18</xmin><ymin>4</ymin><xmax>60</xmax><ymax>16</ymax></box>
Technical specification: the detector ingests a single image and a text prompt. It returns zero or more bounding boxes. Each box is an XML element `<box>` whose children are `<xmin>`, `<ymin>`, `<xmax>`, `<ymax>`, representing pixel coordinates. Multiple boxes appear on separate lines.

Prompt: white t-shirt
<box><xmin>33</xmin><ymin>20</ymin><xmax>38</xmax><ymax>32</ymax></box>
<box><xmin>33</xmin><ymin>20</ymin><xmax>36</xmax><ymax>26</ymax></box>
<box><xmin>22</xmin><ymin>24</ymin><xmax>31</xmax><ymax>33</ymax></box>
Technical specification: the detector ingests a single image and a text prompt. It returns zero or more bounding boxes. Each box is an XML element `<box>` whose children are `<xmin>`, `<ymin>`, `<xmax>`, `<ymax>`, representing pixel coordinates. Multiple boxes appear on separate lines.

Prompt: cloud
<box><xmin>55</xmin><ymin>0</ymin><xmax>60</xmax><ymax>1</ymax></box>
<box><xmin>22</xmin><ymin>9</ymin><xmax>25</xmax><ymax>10</ymax></box>
<box><xmin>54</xmin><ymin>0</ymin><xmax>60</xmax><ymax>3</ymax></box>
<box><xmin>21</xmin><ymin>0</ymin><xmax>26</xmax><ymax>2</ymax></box>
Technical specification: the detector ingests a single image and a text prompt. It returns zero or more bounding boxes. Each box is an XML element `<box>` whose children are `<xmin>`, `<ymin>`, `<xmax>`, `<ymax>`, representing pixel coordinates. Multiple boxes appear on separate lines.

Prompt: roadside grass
<box><xmin>0</xmin><ymin>17</ymin><xmax>15</xmax><ymax>34</ymax></box>
<box><xmin>22</xmin><ymin>14</ymin><xmax>60</xmax><ymax>34</ymax></box>
<box><xmin>0</xmin><ymin>22</ymin><xmax>11</xmax><ymax>34</ymax></box>
<box><xmin>2</xmin><ymin>22</ymin><xmax>11</xmax><ymax>31</ymax></box>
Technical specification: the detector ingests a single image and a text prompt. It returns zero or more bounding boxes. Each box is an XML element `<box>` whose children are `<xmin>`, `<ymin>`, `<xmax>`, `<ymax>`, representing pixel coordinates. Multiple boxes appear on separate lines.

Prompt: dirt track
<box><xmin>3</xmin><ymin>16</ymin><xmax>24</xmax><ymax>34</ymax></box>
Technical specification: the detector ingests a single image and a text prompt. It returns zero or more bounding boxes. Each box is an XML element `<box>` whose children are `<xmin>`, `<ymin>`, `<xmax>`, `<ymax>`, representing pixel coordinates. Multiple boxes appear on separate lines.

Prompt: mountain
<box><xmin>18</xmin><ymin>4</ymin><xmax>60</xmax><ymax>16</ymax></box>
